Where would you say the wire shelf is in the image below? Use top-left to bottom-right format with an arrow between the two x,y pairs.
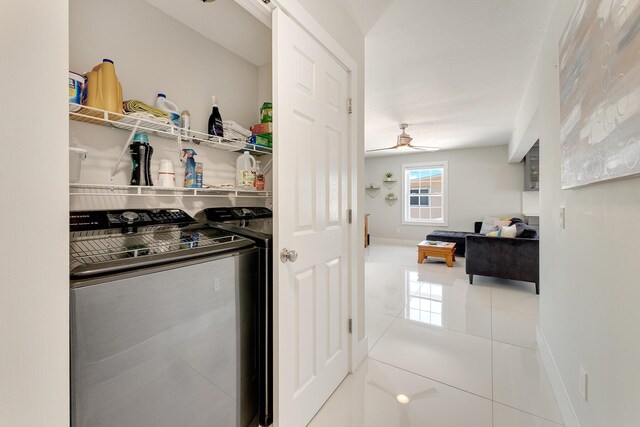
69,103 -> 272,156
70,227 -> 241,267
69,183 -> 272,198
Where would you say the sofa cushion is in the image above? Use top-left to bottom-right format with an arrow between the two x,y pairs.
519,226 -> 538,239
479,217 -> 498,234
500,224 -> 518,238
480,223 -> 498,235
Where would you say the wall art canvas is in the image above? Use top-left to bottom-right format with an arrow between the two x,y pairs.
559,0 -> 640,189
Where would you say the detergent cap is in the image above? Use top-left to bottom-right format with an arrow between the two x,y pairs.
157,93 -> 166,98
133,133 -> 149,144
103,58 -> 114,64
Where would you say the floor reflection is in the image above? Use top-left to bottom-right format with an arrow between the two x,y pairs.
405,271 -> 444,327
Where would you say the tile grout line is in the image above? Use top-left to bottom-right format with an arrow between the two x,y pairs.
369,356 -> 494,402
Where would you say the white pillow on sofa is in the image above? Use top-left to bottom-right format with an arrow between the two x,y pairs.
479,217 -> 498,235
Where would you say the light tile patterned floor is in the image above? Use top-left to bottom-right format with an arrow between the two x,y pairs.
308,243 -> 563,427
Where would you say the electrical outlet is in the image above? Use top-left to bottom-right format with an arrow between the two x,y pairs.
560,206 -> 566,229
396,227 -> 401,234
579,366 -> 588,400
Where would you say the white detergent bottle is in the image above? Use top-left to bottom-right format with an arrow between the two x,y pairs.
236,151 -> 257,190
155,93 -> 180,126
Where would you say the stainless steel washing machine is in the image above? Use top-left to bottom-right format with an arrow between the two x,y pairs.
69,209 -> 259,427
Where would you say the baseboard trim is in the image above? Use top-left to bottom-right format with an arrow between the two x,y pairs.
352,337 -> 368,373
370,237 -> 416,246
537,326 -> 581,427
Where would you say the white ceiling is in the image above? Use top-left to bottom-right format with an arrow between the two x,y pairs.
333,0 -> 396,35
144,0 -> 271,67
362,0 -> 555,156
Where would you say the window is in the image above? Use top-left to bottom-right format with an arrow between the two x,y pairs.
402,161 -> 448,225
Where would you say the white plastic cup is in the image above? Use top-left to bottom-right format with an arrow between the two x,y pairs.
158,159 -> 176,188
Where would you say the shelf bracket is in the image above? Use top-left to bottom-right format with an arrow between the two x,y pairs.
176,132 -> 184,163
109,119 -> 141,181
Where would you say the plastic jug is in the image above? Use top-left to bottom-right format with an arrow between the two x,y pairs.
155,94 -> 180,127
236,151 -> 257,190
84,59 -> 123,115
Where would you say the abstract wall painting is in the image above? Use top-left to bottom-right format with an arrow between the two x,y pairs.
559,0 -> 640,189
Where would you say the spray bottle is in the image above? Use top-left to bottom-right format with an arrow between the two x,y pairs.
182,149 -> 198,188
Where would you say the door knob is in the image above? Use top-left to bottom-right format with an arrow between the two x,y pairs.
280,248 -> 298,263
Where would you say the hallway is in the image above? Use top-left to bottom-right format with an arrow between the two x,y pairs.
309,242 -> 562,426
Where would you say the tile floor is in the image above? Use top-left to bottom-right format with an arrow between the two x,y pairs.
308,243 -> 563,427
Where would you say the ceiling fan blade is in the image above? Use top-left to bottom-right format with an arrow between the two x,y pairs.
411,387 -> 439,400
408,145 -> 440,152
366,380 -> 396,399
366,146 -> 399,152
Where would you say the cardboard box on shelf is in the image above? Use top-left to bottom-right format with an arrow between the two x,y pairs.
251,122 -> 272,135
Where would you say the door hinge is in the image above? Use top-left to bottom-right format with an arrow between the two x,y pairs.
347,98 -> 353,114
348,318 -> 353,334
347,209 -> 352,224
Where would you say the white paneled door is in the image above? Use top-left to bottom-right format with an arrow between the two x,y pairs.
273,7 -> 351,427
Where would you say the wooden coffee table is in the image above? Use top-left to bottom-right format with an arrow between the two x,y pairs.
417,240 -> 457,267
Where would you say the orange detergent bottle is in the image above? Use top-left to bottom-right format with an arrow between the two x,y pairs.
84,58 -> 123,115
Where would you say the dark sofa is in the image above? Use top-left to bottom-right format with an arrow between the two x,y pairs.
425,222 -> 482,257
465,225 -> 539,294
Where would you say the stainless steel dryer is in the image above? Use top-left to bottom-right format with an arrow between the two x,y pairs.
195,207 -> 273,427
69,209 -> 259,427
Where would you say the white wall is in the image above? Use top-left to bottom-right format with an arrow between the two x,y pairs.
258,63 -> 273,109
69,0 -> 271,215
365,145 -> 524,241
511,0 -> 640,425
0,1 -> 70,426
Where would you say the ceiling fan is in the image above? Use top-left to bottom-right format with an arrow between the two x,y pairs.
367,123 -> 440,153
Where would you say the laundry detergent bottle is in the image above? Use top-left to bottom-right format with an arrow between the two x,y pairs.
155,94 -> 181,127
236,151 -> 257,190
129,133 -> 153,186
84,59 -> 123,115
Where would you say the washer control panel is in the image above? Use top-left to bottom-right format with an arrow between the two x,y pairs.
70,209 -> 195,231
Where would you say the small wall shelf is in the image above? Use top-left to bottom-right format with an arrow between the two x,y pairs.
385,194 -> 398,205
382,178 -> 398,189
365,185 -> 381,198
70,183 -> 272,199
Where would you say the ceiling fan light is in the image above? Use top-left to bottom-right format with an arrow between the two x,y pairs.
396,394 -> 410,404
398,135 -> 412,145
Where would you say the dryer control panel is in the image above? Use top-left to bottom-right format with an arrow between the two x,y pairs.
202,207 -> 273,222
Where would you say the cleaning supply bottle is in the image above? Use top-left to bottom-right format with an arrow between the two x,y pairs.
84,59 -> 123,115
254,160 -> 265,191
236,151 -> 257,190
155,93 -> 180,127
208,96 -> 224,137
180,110 -> 192,142
182,149 -> 198,188
129,133 -> 153,186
